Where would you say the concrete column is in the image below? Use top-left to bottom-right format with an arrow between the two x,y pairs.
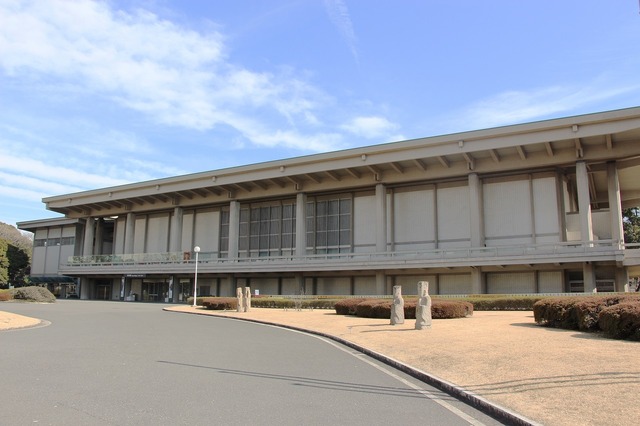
228,200 -> 240,260
82,217 -> 95,256
615,267 -> 628,293
583,262 -> 596,293
94,218 -> 103,255
170,207 -> 183,253
471,267 -> 485,294
576,161 -> 594,243
468,173 -> 484,247
79,277 -> 91,300
296,192 -> 307,257
376,183 -> 387,252
375,271 -> 386,295
124,212 -> 135,255
607,162 -> 624,248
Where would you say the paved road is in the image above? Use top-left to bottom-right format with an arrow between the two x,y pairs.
1,301 -> 503,425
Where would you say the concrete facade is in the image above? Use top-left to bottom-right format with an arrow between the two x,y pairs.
18,107 -> 640,301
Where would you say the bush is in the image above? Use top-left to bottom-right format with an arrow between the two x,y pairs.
464,295 -> 545,311
598,302 -> 640,341
534,294 -> 640,331
0,290 -> 11,301
10,286 -> 56,303
202,297 -> 237,310
337,298 -> 472,319
335,298 -> 372,315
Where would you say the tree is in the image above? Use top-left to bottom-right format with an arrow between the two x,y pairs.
7,244 -> 30,286
0,222 -> 33,288
623,208 -> 640,244
0,239 -> 8,285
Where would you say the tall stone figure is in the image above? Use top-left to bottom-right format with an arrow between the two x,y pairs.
243,287 -> 251,312
415,281 -> 432,330
236,287 -> 244,312
390,285 -> 405,325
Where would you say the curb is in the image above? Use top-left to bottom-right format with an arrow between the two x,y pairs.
165,308 -> 541,426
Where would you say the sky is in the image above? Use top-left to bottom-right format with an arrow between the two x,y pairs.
1,0 -> 640,227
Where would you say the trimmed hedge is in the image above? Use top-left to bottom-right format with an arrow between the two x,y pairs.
533,294 -> 640,340
336,298 -> 473,319
463,295 -> 546,311
195,296 -> 342,310
202,297 -> 237,310
598,302 -> 640,341
0,290 -> 11,301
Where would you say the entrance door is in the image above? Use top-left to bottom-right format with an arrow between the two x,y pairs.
96,284 -> 111,300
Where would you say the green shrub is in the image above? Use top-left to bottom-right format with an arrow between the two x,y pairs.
464,295 -> 545,311
598,302 -> 640,341
10,286 -> 56,303
337,298 -> 472,319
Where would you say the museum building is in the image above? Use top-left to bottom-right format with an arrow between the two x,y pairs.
17,107 -> 640,301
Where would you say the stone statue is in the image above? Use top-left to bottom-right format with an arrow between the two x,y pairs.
243,287 -> 251,312
236,287 -> 244,312
415,281 -> 432,330
390,285 -> 405,325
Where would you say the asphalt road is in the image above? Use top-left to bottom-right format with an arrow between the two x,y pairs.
1,300 -> 504,425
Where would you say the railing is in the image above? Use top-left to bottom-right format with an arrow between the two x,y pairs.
64,239 -> 626,268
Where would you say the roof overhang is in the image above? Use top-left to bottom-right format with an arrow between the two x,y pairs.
42,106 -> 640,218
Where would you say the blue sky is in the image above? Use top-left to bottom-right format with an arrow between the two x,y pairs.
1,1 -> 640,227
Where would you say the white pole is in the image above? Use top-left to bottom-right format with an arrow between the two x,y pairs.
193,246 -> 200,307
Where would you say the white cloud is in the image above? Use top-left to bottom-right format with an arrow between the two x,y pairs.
458,81 -> 640,130
0,0 -> 332,148
341,116 -> 402,141
323,0 -> 359,64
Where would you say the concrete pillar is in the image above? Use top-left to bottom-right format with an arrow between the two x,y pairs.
468,173 -> 484,247
170,207 -> 183,253
79,277 -> 91,300
583,262 -> 596,293
607,162 -> 624,248
471,267 -> 485,294
228,200 -> 240,260
376,183 -> 387,252
94,218 -> 103,255
296,193 -> 307,257
615,267 -> 628,293
82,217 -> 95,256
576,161 -> 594,243
124,212 -> 135,255
375,271 -> 386,295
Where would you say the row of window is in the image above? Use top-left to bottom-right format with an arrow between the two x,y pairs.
219,197 -> 353,257
34,237 -> 75,247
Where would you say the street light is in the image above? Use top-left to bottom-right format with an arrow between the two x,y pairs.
193,246 -> 200,307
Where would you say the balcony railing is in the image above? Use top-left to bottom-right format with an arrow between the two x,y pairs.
63,239 -> 628,271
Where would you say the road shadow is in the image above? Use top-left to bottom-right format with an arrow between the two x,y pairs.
461,371 -> 640,396
156,360 -> 456,402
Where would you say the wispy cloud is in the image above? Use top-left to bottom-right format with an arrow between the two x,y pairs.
341,116 -> 402,142
323,0 -> 359,64
456,80 -> 640,130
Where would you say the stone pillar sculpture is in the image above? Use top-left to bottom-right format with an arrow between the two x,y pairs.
415,281 -> 432,330
236,287 -> 244,312
390,285 -> 405,325
243,287 -> 251,312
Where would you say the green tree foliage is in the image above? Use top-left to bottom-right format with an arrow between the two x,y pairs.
623,208 -> 640,244
0,222 -> 33,287
0,239 -> 8,284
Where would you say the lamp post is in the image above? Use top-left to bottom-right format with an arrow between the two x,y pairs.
193,246 -> 200,307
